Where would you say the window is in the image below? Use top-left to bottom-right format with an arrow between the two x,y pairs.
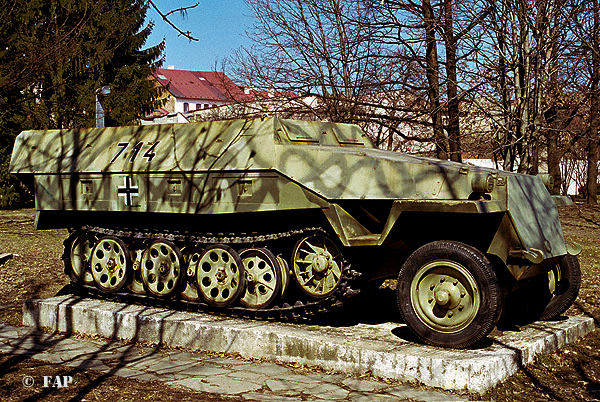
196,104 -> 202,110
183,102 -> 189,113
204,104 -> 210,109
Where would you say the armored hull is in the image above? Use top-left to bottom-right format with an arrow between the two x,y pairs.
10,118 -> 581,348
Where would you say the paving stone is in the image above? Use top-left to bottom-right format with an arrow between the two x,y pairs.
342,377 -> 388,392
177,364 -> 230,377
116,371 -> 164,382
238,362 -> 291,376
385,385 -> 467,402
32,351 -> 71,364
348,391 -> 411,402
204,356 -> 253,367
272,373 -> 324,385
49,340 -> 90,352
105,366 -> 147,379
161,351 -> 197,362
0,326 -> 24,339
0,342 -> 15,352
61,350 -> 107,363
9,339 -> 49,351
168,376 -> 262,395
70,358 -> 111,372
242,392 -> 295,402
100,344 -> 145,357
212,375 -> 265,394
243,392 -> 319,402
224,370 -> 268,385
145,359 -> 193,375
6,346 -> 46,355
264,378 -> 307,392
306,381 -> 350,400
46,349 -> 96,364
110,357 -> 153,371
166,377 -> 221,393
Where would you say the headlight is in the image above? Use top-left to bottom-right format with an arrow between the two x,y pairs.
471,172 -> 495,193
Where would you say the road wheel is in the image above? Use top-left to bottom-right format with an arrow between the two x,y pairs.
196,244 -> 245,307
396,240 -> 502,348
141,240 -> 184,298
90,236 -> 131,293
65,231 -> 97,285
292,234 -> 343,298
239,248 -> 282,309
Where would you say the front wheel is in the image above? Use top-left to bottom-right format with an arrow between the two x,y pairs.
396,240 -> 502,348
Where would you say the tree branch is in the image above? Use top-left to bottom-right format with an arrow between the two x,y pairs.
147,0 -> 199,42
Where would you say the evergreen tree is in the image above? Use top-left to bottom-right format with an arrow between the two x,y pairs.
0,0 -> 164,207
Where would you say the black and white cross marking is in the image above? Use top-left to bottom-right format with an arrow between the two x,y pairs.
117,176 -> 139,206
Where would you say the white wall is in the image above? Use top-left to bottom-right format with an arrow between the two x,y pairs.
174,98 -> 227,114
464,159 -> 583,195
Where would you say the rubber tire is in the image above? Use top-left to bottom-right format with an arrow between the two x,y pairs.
539,254 -> 581,321
396,240 -> 502,349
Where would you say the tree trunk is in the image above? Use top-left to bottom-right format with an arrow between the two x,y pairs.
423,0 -> 448,160
586,0 -> 600,204
514,4 -> 531,174
444,0 -> 461,162
496,1 -> 514,171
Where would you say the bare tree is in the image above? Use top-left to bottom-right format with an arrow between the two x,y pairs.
570,0 -> 600,202
591,0 -> 600,203
230,0 -> 379,121
227,0 -> 447,152
228,0 -> 598,190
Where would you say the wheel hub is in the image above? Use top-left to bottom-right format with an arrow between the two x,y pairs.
159,261 -> 168,276
312,254 -> 330,273
433,281 -> 461,309
107,258 -> 116,272
216,268 -> 228,284
411,260 -> 480,333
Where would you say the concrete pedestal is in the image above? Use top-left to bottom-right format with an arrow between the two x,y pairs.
23,295 -> 595,393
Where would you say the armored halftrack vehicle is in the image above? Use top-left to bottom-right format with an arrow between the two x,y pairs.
9,118 -> 581,348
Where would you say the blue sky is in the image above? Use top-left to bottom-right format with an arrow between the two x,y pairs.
145,1 -> 255,71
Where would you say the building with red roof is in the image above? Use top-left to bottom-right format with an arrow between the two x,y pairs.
151,67 -> 249,115
144,67 -> 298,123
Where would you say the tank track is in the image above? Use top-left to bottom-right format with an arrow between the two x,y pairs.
63,225 -> 362,322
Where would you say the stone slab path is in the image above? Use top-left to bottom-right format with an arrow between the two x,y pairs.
0,324 -> 467,402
